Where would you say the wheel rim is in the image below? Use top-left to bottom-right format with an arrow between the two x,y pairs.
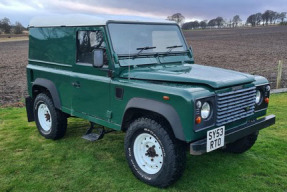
37,103 -> 52,132
133,132 -> 163,174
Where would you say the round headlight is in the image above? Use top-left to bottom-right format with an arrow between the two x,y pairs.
201,102 -> 211,119
255,90 -> 262,104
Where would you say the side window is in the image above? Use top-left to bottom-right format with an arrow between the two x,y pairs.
76,30 -> 108,66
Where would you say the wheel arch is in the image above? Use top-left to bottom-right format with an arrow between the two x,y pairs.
122,98 -> 186,141
32,78 -> 61,110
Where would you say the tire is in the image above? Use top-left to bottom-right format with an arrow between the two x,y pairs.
34,93 -> 67,140
124,117 -> 186,188
223,131 -> 259,154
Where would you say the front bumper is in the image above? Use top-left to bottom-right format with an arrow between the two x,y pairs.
190,114 -> 276,155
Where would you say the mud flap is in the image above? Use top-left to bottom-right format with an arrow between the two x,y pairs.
25,96 -> 34,122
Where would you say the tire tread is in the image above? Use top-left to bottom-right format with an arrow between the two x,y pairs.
34,93 -> 67,140
125,117 -> 186,188
223,131 -> 258,154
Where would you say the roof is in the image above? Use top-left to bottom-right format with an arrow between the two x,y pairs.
29,14 -> 175,27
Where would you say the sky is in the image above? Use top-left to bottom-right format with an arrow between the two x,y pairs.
0,0 -> 287,27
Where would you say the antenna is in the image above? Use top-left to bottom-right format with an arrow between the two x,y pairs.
128,41 -> 131,81
128,65 -> 130,81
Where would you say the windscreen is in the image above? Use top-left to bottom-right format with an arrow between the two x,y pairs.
108,23 -> 187,55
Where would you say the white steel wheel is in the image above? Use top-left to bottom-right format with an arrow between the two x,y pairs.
125,118 -> 186,187
34,93 -> 67,140
133,133 -> 163,174
37,103 -> 52,132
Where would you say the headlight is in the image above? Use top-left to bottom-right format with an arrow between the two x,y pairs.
194,96 -> 215,131
201,102 -> 211,119
255,84 -> 270,111
255,90 -> 262,104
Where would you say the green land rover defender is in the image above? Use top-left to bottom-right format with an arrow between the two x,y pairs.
25,15 -> 275,187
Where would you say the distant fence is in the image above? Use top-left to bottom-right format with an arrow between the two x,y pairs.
249,60 -> 287,89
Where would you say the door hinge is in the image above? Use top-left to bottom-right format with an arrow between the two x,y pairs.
106,110 -> 112,119
108,70 -> 113,78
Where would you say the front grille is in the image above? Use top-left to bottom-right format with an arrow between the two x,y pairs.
216,86 -> 256,126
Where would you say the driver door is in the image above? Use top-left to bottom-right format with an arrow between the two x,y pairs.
72,27 -> 111,120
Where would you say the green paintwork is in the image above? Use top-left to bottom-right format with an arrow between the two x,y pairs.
71,27 -> 111,121
27,21 -> 271,143
120,64 -> 255,89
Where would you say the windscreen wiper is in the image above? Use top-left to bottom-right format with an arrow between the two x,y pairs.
166,45 -> 183,54
133,46 -> 156,59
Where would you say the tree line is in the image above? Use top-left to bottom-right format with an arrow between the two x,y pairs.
0,17 -> 25,34
247,10 -> 286,26
167,10 -> 287,30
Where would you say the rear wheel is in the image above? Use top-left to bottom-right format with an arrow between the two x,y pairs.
223,131 -> 259,154
34,93 -> 67,140
124,117 -> 186,188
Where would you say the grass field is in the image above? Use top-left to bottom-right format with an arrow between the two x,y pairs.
0,93 -> 286,192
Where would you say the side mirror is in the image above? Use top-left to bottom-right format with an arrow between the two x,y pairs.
189,45 -> 193,52
92,49 -> 104,68
189,45 -> 194,61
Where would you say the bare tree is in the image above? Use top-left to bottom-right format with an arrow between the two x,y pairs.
262,11 -> 269,26
167,13 -> 185,26
232,15 -> 242,27
268,10 -> 277,24
0,17 -> 12,34
193,21 -> 200,29
278,12 -> 287,22
254,13 -> 262,26
262,10 -> 274,25
247,14 -> 256,27
261,10 -> 281,25
181,22 -> 190,30
215,17 -> 224,28
14,21 -> 24,34
200,20 -> 207,29
182,21 -> 200,30
274,12 -> 280,24
230,19 -> 233,28
208,19 -> 217,27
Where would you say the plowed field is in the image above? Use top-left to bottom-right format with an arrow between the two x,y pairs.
0,26 -> 286,105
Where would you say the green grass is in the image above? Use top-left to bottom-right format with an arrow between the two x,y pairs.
0,94 -> 286,192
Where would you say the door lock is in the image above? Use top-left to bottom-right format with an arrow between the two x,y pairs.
72,82 -> 81,88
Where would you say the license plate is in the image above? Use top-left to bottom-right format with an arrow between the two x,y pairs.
206,126 -> 225,152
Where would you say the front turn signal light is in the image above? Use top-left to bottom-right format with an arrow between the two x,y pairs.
195,116 -> 202,124
163,96 -> 170,100
264,97 -> 269,104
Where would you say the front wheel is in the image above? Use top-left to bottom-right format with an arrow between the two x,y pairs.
124,118 -> 186,188
222,131 -> 259,154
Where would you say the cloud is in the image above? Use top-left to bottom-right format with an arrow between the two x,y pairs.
46,0 -> 166,18
0,0 -> 287,26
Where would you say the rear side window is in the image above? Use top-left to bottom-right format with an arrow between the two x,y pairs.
76,30 -> 108,66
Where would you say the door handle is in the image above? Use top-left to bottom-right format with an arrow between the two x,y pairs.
72,82 -> 81,88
